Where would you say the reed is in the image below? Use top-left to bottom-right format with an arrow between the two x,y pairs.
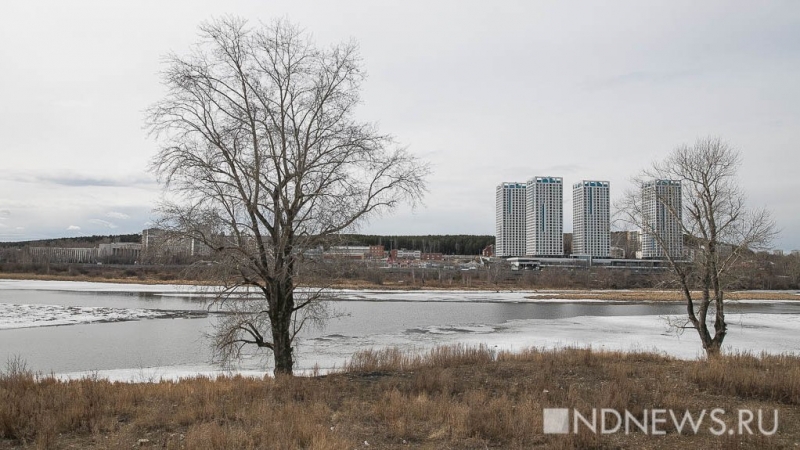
2,346 -> 799,449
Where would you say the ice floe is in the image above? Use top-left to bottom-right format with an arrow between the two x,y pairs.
0,302 -> 206,329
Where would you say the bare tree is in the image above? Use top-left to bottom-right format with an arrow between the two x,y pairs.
147,17 -> 427,375
618,137 -> 776,356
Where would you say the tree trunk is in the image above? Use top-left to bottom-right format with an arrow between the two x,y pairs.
694,319 -> 727,359
271,282 -> 295,376
272,325 -> 294,375
704,340 -> 722,358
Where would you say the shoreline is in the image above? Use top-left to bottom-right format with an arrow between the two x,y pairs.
1,274 -> 799,301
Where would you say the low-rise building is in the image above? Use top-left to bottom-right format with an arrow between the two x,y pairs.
421,252 -> 444,261
327,245 -> 371,259
28,247 -> 98,264
609,246 -> 625,259
142,228 -> 211,260
391,249 -> 422,260
98,243 -> 142,263
369,245 -> 386,259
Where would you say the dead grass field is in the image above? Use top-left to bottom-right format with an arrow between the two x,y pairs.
2,346 -> 799,449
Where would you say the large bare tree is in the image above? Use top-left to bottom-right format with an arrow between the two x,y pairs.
147,17 -> 427,375
618,137 -> 776,356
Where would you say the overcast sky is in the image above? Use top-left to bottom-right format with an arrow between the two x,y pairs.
1,1 -> 799,250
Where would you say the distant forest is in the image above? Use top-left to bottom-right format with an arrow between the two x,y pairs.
0,234 -> 495,255
336,235 -> 494,255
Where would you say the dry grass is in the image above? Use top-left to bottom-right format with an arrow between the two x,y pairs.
2,346 -> 800,449
690,352 -> 800,404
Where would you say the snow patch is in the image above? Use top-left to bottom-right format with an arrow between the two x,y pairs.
0,303 -> 201,329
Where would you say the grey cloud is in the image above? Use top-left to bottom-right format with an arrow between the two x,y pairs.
0,170 -> 156,188
88,219 -> 118,229
106,211 -> 131,220
584,69 -> 697,91
543,164 -> 585,174
37,174 -> 156,188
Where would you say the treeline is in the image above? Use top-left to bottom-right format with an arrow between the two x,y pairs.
0,234 -> 141,248
0,233 -> 495,256
337,234 -> 494,255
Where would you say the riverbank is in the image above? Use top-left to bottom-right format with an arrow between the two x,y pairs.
0,271 -> 203,286
523,289 -> 800,302
1,345 -> 798,449
2,274 -> 799,301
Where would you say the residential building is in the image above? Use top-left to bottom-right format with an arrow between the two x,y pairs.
495,182 -> 527,257
369,245 -> 386,259
641,179 -> 683,258
526,176 -> 563,256
572,180 -> 610,257
421,252 -> 444,261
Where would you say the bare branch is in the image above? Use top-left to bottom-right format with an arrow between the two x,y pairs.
147,17 -> 427,375
615,136 -> 776,357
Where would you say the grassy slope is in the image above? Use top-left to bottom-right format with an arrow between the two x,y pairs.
1,346 -> 799,449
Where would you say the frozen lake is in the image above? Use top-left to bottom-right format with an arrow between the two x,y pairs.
1,280 -> 799,381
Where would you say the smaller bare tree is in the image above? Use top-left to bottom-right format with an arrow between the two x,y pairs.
618,137 -> 776,356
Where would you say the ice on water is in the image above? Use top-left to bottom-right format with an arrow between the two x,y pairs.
2,280 -> 799,382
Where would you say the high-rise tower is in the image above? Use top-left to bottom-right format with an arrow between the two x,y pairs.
525,176 -> 563,256
572,180 -> 610,257
495,182 -> 527,257
641,179 -> 683,258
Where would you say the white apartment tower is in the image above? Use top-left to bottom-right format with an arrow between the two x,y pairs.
495,182 -> 527,257
572,180 -> 610,257
526,176 -> 563,256
641,179 -> 683,258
